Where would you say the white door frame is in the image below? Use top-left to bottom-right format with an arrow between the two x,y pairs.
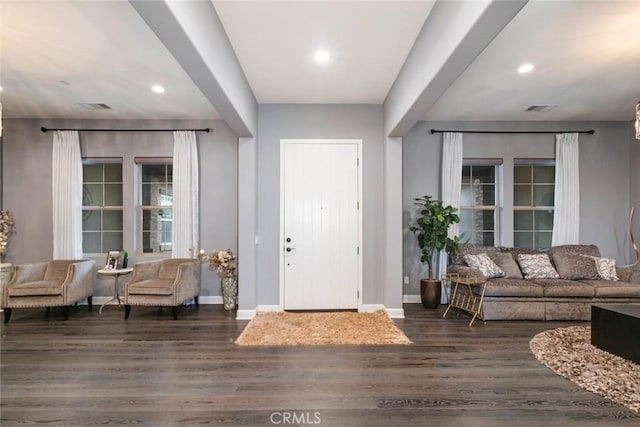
279,139 -> 363,310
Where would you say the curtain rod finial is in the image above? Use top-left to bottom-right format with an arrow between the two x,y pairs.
430,129 -> 436,134
588,130 -> 595,135
41,127 -> 48,133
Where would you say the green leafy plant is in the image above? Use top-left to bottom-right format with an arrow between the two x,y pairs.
409,195 -> 461,280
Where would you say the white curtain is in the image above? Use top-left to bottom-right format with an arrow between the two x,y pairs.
172,131 -> 199,258
438,132 -> 463,303
52,130 -> 83,259
552,133 -> 580,245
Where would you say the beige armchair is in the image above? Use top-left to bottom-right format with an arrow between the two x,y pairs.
3,259 -> 96,323
123,258 -> 201,320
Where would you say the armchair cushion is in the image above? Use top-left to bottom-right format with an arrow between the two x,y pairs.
127,279 -> 174,296
7,280 -> 62,297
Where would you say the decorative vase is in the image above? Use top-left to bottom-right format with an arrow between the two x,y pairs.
0,263 -> 13,309
221,275 -> 238,311
420,279 -> 441,309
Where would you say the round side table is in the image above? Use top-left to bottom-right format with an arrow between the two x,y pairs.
97,267 -> 133,314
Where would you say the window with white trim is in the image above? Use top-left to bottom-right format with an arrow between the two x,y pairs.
82,159 -> 123,253
138,160 -> 173,254
513,160 -> 555,249
459,160 -> 502,246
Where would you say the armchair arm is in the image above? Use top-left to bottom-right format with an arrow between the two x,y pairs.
173,261 -> 201,304
8,262 -> 48,285
617,263 -> 640,283
62,260 -> 96,304
127,260 -> 161,284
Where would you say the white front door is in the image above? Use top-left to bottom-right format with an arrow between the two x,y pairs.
281,139 -> 362,310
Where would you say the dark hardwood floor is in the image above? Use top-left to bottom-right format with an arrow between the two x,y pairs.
1,303 -> 638,426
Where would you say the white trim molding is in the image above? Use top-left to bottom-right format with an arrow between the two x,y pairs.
360,304 -> 405,319
403,294 -> 422,303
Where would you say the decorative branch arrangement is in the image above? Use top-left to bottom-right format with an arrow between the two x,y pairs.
189,247 -> 237,278
0,210 -> 15,263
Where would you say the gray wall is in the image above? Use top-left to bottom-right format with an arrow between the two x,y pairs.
2,118 -> 238,298
256,104 -> 385,305
403,120 -> 633,296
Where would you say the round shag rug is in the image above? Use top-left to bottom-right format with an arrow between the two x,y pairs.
530,326 -> 640,413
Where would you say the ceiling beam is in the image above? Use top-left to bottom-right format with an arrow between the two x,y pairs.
130,0 -> 257,137
383,0 -> 528,137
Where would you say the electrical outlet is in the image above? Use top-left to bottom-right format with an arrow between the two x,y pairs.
403,276 -> 409,285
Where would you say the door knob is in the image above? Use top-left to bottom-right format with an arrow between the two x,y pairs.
286,247 -> 295,252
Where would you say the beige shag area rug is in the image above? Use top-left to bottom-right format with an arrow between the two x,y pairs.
235,310 -> 412,346
530,326 -> 640,413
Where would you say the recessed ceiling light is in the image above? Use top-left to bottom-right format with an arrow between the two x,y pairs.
151,85 -> 165,94
518,63 -> 534,74
0,86 -> 3,91
314,50 -> 330,64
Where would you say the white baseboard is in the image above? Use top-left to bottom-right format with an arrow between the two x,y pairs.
360,304 -> 404,319
237,304 -> 282,320
359,304 -> 385,312
236,309 -> 256,320
403,294 -> 421,303
385,308 -> 405,319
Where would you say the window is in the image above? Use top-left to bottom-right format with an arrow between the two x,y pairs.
459,160 -> 501,246
82,160 -> 123,253
513,160 -> 555,249
139,161 -> 173,253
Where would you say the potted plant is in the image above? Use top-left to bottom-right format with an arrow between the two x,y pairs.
409,195 -> 460,308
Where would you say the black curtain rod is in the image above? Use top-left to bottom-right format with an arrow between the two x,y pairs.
430,128 -> 594,135
41,127 -> 211,133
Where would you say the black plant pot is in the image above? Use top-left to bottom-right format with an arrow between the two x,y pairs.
420,279 -> 441,309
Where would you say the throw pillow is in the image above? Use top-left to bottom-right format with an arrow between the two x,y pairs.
463,253 -> 504,278
582,255 -> 619,281
517,254 -> 560,279
490,252 -> 523,279
551,253 -> 599,280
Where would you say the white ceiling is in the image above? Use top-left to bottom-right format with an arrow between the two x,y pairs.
213,0 -> 435,104
425,0 -> 640,122
1,0 -> 639,123
0,0 -> 220,120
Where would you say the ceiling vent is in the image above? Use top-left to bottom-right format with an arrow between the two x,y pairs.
78,102 -> 111,110
524,104 -> 557,112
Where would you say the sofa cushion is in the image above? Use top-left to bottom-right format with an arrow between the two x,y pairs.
547,244 -> 601,258
551,253 -> 599,280
446,265 -> 485,282
490,253 -> 523,279
480,278 -> 544,297
127,279 -> 173,295
517,254 -> 560,279
463,253 -> 504,278
582,256 -> 619,281
7,280 -> 63,296
586,280 -> 640,297
535,279 -> 595,297
451,244 -> 502,266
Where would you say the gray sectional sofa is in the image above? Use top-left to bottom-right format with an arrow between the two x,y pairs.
447,244 -> 640,321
